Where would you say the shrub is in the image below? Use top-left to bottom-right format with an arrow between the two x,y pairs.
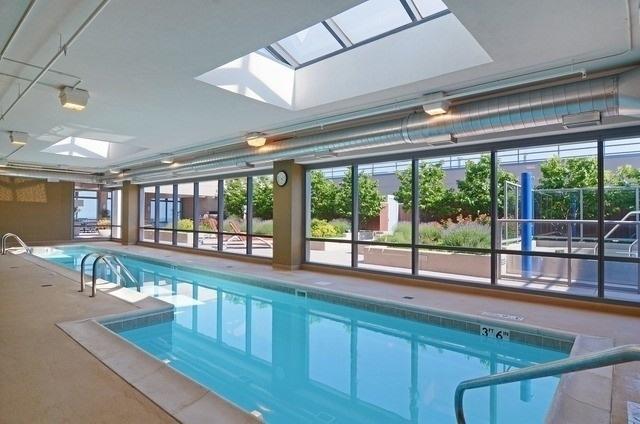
252,218 -> 273,235
377,222 -> 412,243
329,219 -> 350,235
441,222 -> 490,249
419,222 -> 442,244
97,218 -> 111,229
177,218 -> 194,231
311,218 -> 339,238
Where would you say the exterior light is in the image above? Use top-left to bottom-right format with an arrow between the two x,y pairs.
10,131 -> 28,145
246,132 -> 267,147
59,86 -> 89,111
423,100 -> 450,116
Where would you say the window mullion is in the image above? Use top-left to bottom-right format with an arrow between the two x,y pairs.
399,0 -> 419,21
270,43 -> 300,68
323,19 -> 352,48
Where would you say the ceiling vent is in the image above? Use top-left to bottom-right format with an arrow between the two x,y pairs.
562,111 -> 602,129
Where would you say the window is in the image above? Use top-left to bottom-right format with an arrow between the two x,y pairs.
176,183 -> 194,248
73,185 -> 118,239
238,0 -> 450,68
138,173 -> 272,259
603,137 -> 640,302
277,23 -> 342,64
304,132 -> 640,305
496,141 -> 599,296
306,166 -> 353,267
332,0 -> 411,44
197,180 -> 220,251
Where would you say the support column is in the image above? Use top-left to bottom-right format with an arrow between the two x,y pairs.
273,160 -> 304,270
520,172 -> 534,278
121,181 -> 139,245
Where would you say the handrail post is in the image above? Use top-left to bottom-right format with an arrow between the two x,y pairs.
91,255 -> 106,297
79,252 -> 100,292
2,233 -> 31,255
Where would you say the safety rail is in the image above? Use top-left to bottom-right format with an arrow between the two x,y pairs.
454,344 -> 640,424
595,210 -> 640,255
1,233 -> 32,255
79,252 -> 140,297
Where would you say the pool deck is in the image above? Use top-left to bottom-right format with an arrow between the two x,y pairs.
2,241 -> 640,423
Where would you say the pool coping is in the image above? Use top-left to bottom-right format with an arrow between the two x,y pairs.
21,246 -> 616,424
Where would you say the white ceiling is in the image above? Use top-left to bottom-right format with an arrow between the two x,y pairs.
0,0 -> 638,172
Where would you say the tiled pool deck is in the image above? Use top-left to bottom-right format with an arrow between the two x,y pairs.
2,241 -> 639,423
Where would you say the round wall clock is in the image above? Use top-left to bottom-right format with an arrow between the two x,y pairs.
276,170 -> 288,187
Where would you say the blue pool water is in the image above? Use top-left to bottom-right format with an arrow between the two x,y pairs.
38,245 -> 568,423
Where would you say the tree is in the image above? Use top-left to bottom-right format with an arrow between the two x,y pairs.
223,178 -> 247,217
334,168 -> 383,224
252,176 -> 273,219
394,162 -> 457,221
457,155 -> 516,218
537,157 -> 597,219
309,170 -> 339,220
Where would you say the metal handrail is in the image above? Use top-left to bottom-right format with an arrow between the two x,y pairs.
1,233 -> 32,255
454,344 -> 640,424
595,210 -> 640,255
80,252 -> 140,297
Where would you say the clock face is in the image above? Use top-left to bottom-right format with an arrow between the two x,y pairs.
276,170 -> 288,187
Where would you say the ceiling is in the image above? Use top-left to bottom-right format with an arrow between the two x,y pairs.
0,0 -> 638,173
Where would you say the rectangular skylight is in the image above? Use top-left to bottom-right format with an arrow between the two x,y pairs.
332,0 -> 412,44
412,0 -> 448,19
277,23 -> 342,64
42,136 -> 145,159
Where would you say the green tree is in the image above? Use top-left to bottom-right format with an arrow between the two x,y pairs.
252,176 -> 273,219
223,178 -> 247,217
537,157 -> 597,219
335,168 -> 383,224
309,170 -> 339,220
457,155 -> 516,217
394,162 -> 457,221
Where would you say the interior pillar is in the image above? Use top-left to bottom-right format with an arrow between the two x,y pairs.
272,160 -> 304,270
121,181 -> 139,245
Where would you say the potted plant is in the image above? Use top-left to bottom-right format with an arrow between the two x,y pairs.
97,218 -> 111,237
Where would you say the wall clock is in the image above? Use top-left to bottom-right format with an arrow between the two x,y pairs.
276,170 -> 288,187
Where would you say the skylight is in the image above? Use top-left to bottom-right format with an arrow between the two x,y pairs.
42,136 -> 145,160
262,0 -> 449,68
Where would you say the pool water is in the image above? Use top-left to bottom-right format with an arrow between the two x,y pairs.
38,245 -> 567,423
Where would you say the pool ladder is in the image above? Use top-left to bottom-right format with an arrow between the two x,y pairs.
80,252 -> 140,297
454,344 -> 640,423
1,233 -> 32,255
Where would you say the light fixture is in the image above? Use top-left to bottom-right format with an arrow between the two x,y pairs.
59,86 -> 89,111
160,156 -> 174,164
108,168 -> 120,174
246,132 -> 267,147
10,131 -> 28,145
562,111 -> 601,129
422,92 -> 450,116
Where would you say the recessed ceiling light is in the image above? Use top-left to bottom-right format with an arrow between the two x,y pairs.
10,131 -> 28,145
59,86 -> 89,111
246,132 -> 267,147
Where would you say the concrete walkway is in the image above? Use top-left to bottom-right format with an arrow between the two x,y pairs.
0,253 -> 176,424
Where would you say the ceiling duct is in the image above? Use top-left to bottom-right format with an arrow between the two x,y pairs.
121,68 -> 640,182
0,167 -> 100,183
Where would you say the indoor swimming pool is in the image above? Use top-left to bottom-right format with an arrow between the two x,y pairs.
37,245 -> 570,423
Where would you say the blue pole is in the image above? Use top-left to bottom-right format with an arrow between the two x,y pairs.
521,173 -> 534,278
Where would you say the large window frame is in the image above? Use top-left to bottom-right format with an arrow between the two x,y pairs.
73,185 -> 122,240
138,170 -> 273,259
303,125 -> 640,306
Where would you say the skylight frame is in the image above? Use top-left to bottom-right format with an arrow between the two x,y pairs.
263,0 -> 450,69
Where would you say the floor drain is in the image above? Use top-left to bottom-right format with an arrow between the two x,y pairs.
41,284 -> 53,287
9,266 -> 19,269
226,265 -> 233,268
403,296 -> 414,299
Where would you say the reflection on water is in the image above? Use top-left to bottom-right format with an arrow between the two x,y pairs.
46,247 -> 566,424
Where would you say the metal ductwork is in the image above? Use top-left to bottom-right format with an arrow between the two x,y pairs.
0,168 -> 100,183
123,68 -> 640,182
